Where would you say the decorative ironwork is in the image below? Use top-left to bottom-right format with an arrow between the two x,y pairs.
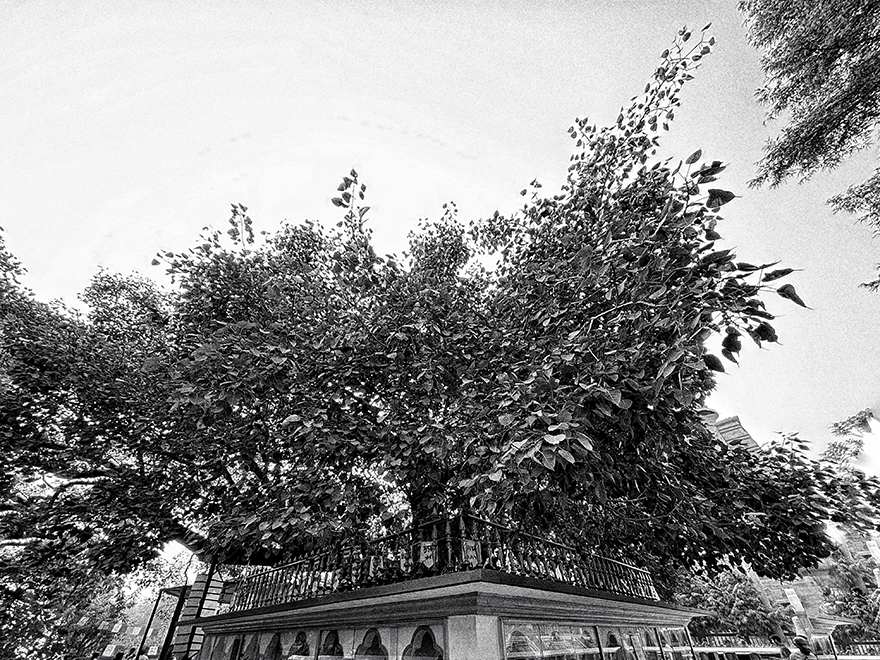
841,641 -> 880,656
228,514 -> 659,612
692,634 -> 775,649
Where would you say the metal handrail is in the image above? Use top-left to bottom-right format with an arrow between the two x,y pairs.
227,513 -> 660,611
467,514 -> 655,581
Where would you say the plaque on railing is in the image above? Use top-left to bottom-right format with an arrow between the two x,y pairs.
399,549 -> 412,573
462,539 -> 482,568
417,541 -> 438,568
368,555 -> 384,578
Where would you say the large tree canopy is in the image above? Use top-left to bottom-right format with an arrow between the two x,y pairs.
3,30 -> 879,623
740,0 -> 880,289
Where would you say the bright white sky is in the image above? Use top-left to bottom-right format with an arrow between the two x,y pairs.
3,0 -> 878,450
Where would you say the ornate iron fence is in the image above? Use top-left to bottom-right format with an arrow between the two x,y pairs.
841,642 -> 880,656
229,514 -> 659,612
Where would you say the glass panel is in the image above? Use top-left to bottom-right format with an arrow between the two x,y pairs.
541,624 -> 601,660
353,627 -> 397,660
196,635 -> 217,660
600,629 -> 638,660
642,629 -> 662,660
283,630 -> 314,660
240,634 -> 261,660
504,622 -> 543,660
657,627 -> 693,660
264,632 -> 284,660
318,630 -> 345,659
228,638 -> 242,660
619,628 -> 646,660
355,628 -> 389,660
210,635 -> 236,660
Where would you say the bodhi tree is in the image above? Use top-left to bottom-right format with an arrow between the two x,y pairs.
3,29 -> 880,645
739,0 -> 880,289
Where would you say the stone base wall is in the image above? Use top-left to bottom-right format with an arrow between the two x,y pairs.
190,570 -> 699,660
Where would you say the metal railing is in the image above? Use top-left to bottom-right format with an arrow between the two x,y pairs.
692,635 -> 776,649
841,642 -> 880,656
228,514 -> 659,611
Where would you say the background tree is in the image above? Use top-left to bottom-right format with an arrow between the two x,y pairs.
820,548 -> 880,635
675,569 -> 793,641
739,0 -> 880,289
815,409 -> 880,645
3,31 -> 880,653
0,553 -> 129,660
0,547 -> 203,660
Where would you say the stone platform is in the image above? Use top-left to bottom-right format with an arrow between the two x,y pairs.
191,569 -> 699,660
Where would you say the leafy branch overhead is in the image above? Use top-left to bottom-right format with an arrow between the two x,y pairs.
1,28 -> 873,616
740,0 -> 880,290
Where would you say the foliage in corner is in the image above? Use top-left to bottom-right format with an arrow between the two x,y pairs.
739,0 -> 880,289
820,547 -> 880,642
831,409 -> 876,439
676,569 -> 792,640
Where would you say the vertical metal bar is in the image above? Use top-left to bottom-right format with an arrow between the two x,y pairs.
654,628 -> 669,660
595,625 -> 605,660
158,586 -> 187,660
271,568 -> 280,605
184,559 -> 217,656
828,634 -> 839,660
292,559 -> 303,599
496,522 -> 506,571
238,573 -> 248,611
138,589 -> 162,657
248,572 -> 258,609
252,572 -> 263,609
683,626 -> 698,660
488,521 -> 500,569
339,541 -> 349,589
264,569 -> 274,606
261,570 -> 271,606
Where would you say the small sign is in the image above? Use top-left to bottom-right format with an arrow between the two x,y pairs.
368,555 -> 384,577
418,541 -> 437,569
785,588 -> 805,612
462,539 -> 482,567
399,548 -> 412,573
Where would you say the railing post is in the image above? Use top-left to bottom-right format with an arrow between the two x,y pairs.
491,522 -> 503,570
444,517 -> 453,572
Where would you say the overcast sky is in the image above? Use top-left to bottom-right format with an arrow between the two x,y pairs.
3,0 -> 878,450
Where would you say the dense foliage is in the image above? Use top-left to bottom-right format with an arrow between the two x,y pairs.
0,561 -> 128,660
740,0 -> 880,289
676,569 -> 792,640
821,548 -> 880,644
3,31 -> 880,655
